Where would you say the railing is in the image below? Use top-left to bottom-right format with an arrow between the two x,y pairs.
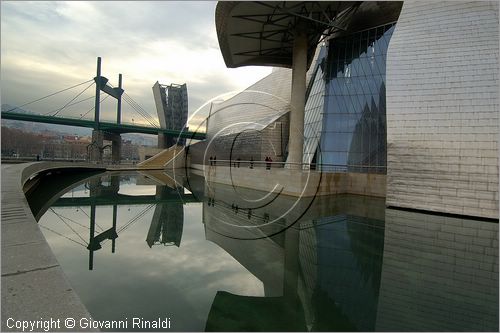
1,156 -> 88,163
1,156 -> 139,165
205,159 -> 386,174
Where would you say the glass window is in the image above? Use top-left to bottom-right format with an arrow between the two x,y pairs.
317,22 -> 394,173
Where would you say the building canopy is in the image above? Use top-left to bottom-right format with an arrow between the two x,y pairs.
215,1 -> 403,69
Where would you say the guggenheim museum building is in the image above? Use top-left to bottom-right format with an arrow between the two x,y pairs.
196,1 -> 498,220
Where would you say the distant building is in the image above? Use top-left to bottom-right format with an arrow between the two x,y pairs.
152,81 -> 188,148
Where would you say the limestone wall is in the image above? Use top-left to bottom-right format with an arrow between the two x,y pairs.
386,1 -> 499,218
193,164 -> 386,198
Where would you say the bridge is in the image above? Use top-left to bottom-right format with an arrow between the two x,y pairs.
52,192 -> 198,207
1,57 -> 206,163
29,169 -> 204,270
0,111 -> 205,139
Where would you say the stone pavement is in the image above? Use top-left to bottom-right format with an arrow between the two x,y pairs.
1,162 -> 106,332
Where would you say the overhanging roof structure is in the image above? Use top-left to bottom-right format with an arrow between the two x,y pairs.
216,1 -> 403,69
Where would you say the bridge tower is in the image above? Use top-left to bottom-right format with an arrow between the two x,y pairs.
89,57 -> 124,164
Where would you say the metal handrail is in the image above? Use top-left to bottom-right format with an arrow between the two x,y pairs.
205,159 -> 386,173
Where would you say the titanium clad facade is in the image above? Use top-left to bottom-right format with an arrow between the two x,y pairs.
205,1 -> 499,219
207,68 -> 292,138
205,24 -> 395,172
385,1 -> 499,219
205,68 -> 293,163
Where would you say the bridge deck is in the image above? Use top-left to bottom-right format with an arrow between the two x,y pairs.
1,111 -> 206,140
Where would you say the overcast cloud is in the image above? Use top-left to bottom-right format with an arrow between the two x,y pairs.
1,1 -> 272,128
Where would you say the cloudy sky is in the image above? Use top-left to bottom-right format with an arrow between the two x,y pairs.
1,1 -> 272,128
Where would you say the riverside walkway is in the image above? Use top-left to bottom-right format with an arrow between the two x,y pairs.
1,162 -> 106,331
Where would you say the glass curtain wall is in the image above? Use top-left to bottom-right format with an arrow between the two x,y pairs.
303,47 -> 326,167
319,23 -> 396,173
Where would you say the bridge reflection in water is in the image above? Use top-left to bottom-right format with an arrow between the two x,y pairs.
30,170 -> 498,332
29,170 -> 201,270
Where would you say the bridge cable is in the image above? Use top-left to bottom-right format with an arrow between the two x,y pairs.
101,80 -> 159,128
39,225 -> 87,248
54,206 -> 104,232
3,79 -> 94,113
50,208 -> 89,245
100,204 -> 155,247
76,206 -> 104,231
79,94 -> 110,120
122,94 -> 160,128
129,100 -> 161,127
122,97 -> 160,128
117,204 -> 155,234
45,81 -> 95,116
54,210 -> 91,230
43,95 -> 96,118
122,92 -> 159,124
100,204 -> 155,246
121,92 -> 160,128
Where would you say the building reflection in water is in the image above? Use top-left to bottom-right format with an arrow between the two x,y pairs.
36,170 -> 498,331
202,179 -> 498,332
146,185 -> 184,247
376,209 -> 498,332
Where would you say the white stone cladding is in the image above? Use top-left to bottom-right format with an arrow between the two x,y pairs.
386,1 -> 499,219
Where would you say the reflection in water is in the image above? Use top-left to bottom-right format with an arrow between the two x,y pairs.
202,179 -> 497,332
31,171 -> 498,331
376,209 -> 499,332
87,176 -> 119,270
203,180 -> 387,331
37,171 -> 196,271
146,186 -> 184,247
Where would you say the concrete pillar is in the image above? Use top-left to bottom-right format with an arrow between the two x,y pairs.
102,132 -> 121,164
116,73 -> 122,124
158,132 -> 168,149
112,204 -> 117,253
283,226 -> 300,301
111,136 -> 121,164
88,203 -> 96,270
90,130 -> 121,164
90,130 -> 104,163
94,57 -> 101,130
287,31 -> 307,169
